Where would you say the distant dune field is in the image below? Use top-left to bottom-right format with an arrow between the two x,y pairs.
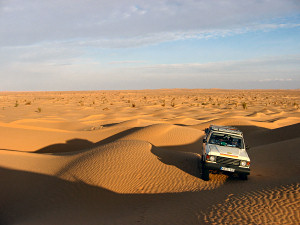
0,89 -> 299,225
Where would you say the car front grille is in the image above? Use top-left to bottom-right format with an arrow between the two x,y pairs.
216,156 -> 240,166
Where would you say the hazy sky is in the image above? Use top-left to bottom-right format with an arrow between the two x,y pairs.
1,0 -> 300,91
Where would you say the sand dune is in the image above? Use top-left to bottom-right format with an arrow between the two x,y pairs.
205,183 -> 300,225
120,123 -> 203,147
57,140 -> 225,193
0,89 -> 299,224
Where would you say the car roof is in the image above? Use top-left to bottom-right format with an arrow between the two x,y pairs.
209,125 -> 243,136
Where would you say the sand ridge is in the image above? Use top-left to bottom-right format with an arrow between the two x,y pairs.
0,89 -> 299,224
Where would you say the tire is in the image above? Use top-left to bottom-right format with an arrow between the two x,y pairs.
202,163 -> 210,181
239,173 -> 248,180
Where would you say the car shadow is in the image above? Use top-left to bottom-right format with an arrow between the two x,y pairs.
151,145 -> 202,179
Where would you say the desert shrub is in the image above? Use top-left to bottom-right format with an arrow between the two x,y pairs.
131,103 -> 136,108
37,107 -> 42,113
242,102 -> 247,109
14,101 -> 19,107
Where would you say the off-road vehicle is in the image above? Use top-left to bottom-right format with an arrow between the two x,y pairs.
201,125 -> 250,180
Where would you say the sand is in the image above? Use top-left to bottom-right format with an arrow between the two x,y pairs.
0,89 -> 299,224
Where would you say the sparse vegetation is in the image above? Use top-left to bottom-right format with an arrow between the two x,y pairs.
171,98 -> 175,107
37,107 -> 42,113
1,90 -> 299,126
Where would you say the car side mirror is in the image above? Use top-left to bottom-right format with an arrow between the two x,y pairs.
203,139 -> 206,143
246,145 -> 250,150
205,128 -> 209,134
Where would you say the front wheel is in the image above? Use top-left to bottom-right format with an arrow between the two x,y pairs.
202,164 -> 210,181
238,173 -> 248,180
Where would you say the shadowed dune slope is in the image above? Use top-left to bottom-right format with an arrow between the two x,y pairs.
0,167 -> 144,225
249,137 -> 300,179
247,123 -> 300,147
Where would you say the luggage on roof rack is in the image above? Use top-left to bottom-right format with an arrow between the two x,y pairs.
208,125 -> 243,135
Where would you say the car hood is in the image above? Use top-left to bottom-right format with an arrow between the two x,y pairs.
208,144 -> 249,159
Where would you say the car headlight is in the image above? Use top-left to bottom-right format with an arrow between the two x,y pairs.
240,161 -> 247,167
206,155 -> 216,162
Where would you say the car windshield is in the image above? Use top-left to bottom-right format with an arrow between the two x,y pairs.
208,132 -> 244,149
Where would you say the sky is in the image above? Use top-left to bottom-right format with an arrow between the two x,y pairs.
1,0 -> 300,91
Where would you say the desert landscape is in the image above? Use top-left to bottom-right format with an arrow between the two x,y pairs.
0,89 -> 299,225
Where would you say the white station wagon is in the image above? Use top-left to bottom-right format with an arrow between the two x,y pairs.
201,125 -> 250,180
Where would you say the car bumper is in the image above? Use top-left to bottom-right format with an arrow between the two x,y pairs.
203,162 -> 250,175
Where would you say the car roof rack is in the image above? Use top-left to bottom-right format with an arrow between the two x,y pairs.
209,125 -> 243,135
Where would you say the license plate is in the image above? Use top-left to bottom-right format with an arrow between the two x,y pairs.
220,167 -> 235,172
